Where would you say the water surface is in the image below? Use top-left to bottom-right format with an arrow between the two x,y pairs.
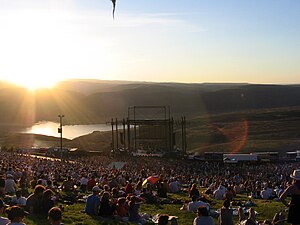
23,121 -> 111,139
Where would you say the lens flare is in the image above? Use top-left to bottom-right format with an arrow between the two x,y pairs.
213,119 -> 249,154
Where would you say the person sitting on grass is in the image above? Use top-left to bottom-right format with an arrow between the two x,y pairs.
98,191 -> 115,218
10,190 -> 27,207
158,214 -> 178,225
48,207 -> 64,225
158,214 -> 169,225
128,196 -> 144,223
61,176 -> 74,193
157,182 -> 168,198
218,199 -> 233,225
223,186 -> 235,201
238,207 -> 258,225
213,184 -> 226,200
169,178 -> 180,193
140,184 -> 156,204
0,199 -> 10,225
26,185 -> 45,215
6,205 -> 28,225
85,186 -> 101,216
114,197 -> 128,220
5,174 -> 17,196
193,206 -> 215,225
187,195 -> 210,213
0,177 -> 5,198
87,176 -> 96,192
41,189 -> 55,216
189,183 -> 200,198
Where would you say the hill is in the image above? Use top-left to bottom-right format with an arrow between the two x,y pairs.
1,107 -> 299,155
187,107 -> 300,155
0,79 -> 300,154
1,80 -> 300,126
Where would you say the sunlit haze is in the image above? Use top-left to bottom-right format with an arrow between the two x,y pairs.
0,0 -> 299,88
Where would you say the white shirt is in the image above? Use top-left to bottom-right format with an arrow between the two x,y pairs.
214,186 -> 225,200
187,201 -> 210,212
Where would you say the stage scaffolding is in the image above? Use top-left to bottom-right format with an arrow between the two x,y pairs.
110,106 -> 187,156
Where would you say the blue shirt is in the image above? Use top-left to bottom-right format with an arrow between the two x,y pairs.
85,194 -> 100,215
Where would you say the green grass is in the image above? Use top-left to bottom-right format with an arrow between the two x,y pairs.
17,192 -> 287,225
187,107 -> 300,154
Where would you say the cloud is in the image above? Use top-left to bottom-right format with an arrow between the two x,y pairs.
106,12 -> 205,33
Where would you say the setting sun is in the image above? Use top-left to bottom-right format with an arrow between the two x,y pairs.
0,6 -> 115,90
9,76 -> 58,90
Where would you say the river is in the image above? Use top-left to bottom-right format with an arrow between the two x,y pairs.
22,121 -> 111,139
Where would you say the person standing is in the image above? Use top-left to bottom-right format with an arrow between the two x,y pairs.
280,169 -> 300,225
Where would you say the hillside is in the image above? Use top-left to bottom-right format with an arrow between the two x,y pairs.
1,107 -> 299,155
186,107 -> 300,155
0,79 -> 300,155
0,80 -> 300,126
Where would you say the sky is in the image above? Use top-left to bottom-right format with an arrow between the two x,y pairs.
0,0 -> 299,89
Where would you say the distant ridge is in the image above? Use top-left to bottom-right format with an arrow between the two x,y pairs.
0,79 -> 300,125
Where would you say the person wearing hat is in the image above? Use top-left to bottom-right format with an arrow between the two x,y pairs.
5,205 -> 28,225
84,186 -> 101,215
280,169 -> 300,225
0,199 -> 10,225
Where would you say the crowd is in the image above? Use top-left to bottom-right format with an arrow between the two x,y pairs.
0,151 -> 300,225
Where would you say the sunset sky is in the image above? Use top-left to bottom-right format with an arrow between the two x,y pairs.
0,0 -> 299,89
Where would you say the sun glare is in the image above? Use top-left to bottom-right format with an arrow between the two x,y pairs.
9,77 -> 58,91
0,8 -> 115,91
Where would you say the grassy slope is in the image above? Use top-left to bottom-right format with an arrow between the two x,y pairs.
21,192 -> 287,225
186,107 -> 300,154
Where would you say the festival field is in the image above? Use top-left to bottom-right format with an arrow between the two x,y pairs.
21,191 -> 286,224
